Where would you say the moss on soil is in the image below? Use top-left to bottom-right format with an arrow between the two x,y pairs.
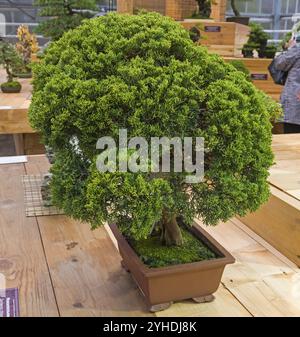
129,227 -> 218,268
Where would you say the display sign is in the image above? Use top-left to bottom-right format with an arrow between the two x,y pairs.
204,26 -> 221,32
0,288 -> 20,317
251,74 -> 268,80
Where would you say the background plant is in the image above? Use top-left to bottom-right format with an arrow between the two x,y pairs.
243,23 -> 270,57
34,0 -> 97,40
228,59 -> 251,81
15,25 -> 39,72
193,0 -> 212,18
0,39 -> 22,82
30,12 -> 275,247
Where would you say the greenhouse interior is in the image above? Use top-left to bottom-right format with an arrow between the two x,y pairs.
0,0 -> 300,321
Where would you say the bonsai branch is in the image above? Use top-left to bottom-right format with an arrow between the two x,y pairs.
231,0 -> 240,17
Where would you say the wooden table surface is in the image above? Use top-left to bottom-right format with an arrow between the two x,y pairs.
0,154 -> 299,317
270,134 -> 300,201
0,69 -> 32,110
0,68 -> 33,135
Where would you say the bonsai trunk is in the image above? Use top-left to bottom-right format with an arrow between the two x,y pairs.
5,63 -> 13,82
161,209 -> 183,246
231,0 -> 240,17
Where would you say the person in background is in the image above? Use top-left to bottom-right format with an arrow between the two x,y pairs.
274,36 -> 300,133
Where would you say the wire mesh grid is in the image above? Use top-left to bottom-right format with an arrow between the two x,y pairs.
22,175 -> 64,217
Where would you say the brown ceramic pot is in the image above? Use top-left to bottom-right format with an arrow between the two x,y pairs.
109,223 -> 235,312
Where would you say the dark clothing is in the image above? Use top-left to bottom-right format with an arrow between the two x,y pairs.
284,122 -> 300,134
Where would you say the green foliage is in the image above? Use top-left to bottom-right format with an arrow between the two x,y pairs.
29,13 -> 275,242
264,44 -> 278,59
0,81 -> 21,89
243,23 -> 270,58
228,60 -> 251,81
130,226 -> 217,268
242,41 -> 259,58
0,39 -> 22,82
248,23 -> 270,44
34,0 -> 97,40
282,32 -> 292,51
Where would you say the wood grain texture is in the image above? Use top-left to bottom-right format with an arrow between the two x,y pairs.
25,155 -> 153,316
195,219 -> 300,317
240,134 -> 300,267
1,153 -> 300,317
0,109 -> 34,134
181,20 -> 250,57
0,162 -> 58,316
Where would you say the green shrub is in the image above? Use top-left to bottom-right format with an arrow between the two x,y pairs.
30,13 -> 275,247
243,23 -> 270,58
228,60 -> 251,81
1,81 -> 22,89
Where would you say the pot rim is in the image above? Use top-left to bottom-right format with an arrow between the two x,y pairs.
109,222 -> 235,278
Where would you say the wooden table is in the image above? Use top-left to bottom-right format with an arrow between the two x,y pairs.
0,154 -> 299,317
241,134 -> 300,267
0,69 -> 43,155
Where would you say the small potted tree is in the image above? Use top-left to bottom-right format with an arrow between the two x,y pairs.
242,41 -> 259,58
29,13 -> 275,312
242,23 -> 270,58
14,24 -> 39,78
227,0 -> 250,26
0,39 -> 22,93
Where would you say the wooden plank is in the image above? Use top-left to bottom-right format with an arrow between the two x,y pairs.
224,57 -> 283,101
23,134 -> 45,155
239,135 -> 300,267
210,0 -> 227,22
25,155 -> 153,317
0,108 -> 34,134
0,162 -> 59,316
195,219 -> 300,317
240,186 -> 300,267
181,20 -> 250,57
156,284 -> 252,317
232,218 -> 299,271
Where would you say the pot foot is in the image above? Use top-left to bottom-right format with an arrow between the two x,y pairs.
192,294 -> 215,303
149,302 -> 173,313
121,260 -> 130,273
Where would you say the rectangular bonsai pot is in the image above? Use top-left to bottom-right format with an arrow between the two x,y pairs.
109,223 -> 235,311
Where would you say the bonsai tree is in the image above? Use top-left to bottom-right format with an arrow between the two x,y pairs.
15,25 -> 39,75
193,0 -> 212,18
264,44 -> 277,59
29,13 -> 275,248
0,39 -> 22,93
34,0 -> 98,40
243,23 -> 270,58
